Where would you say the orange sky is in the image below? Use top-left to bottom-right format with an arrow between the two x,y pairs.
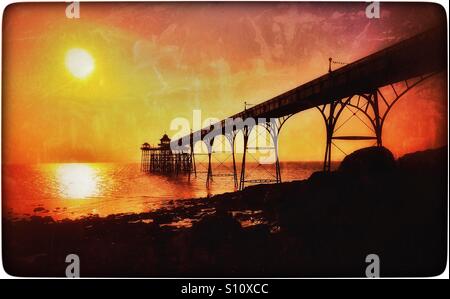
2,2 -> 447,164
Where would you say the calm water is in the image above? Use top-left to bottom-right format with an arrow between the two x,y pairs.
3,162 -> 325,220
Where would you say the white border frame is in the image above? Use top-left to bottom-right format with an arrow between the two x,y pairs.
0,0 -> 448,279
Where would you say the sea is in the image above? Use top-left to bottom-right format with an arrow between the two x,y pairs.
2,162 -> 328,220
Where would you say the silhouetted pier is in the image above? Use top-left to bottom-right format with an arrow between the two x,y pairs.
140,26 -> 446,190
141,134 -> 193,175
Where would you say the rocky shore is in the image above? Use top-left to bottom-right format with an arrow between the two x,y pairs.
3,146 -> 447,277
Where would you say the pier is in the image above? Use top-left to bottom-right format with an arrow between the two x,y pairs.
141,134 -> 193,175
140,26 -> 446,190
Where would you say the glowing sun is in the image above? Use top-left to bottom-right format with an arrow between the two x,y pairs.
65,48 -> 95,79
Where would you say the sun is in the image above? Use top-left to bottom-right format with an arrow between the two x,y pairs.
65,48 -> 95,79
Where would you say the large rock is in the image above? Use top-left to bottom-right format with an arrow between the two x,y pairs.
397,147 -> 446,173
338,146 -> 396,175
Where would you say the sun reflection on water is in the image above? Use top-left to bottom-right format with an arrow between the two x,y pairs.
55,164 -> 101,199
3,162 -> 319,220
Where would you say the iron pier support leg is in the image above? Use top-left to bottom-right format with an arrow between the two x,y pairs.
142,150 -> 145,172
274,142 -> 281,183
187,149 -> 192,181
323,128 -> 333,172
226,132 -> 238,190
323,103 -> 336,172
189,142 -> 197,178
192,151 -> 197,178
144,150 -> 148,172
239,126 -> 250,190
371,90 -> 383,147
239,127 -> 250,191
317,98 -> 352,173
205,137 -> 214,188
265,116 -> 292,184
206,151 -> 213,188
270,120 -> 282,184
232,136 -> 238,189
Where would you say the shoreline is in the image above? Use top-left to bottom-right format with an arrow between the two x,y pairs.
3,160 -> 332,222
3,146 -> 447,277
